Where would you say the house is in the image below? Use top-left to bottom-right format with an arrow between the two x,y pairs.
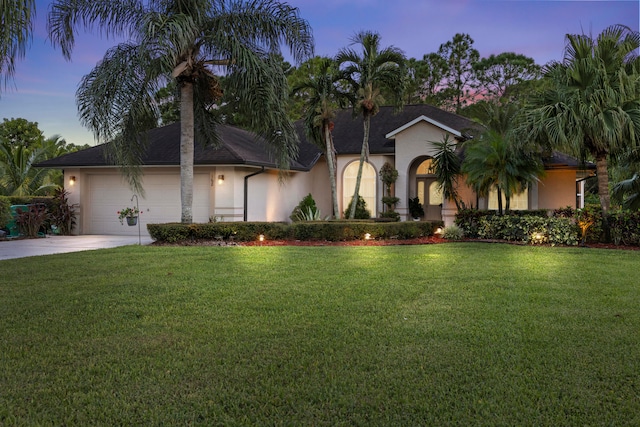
37,104 -> 593,236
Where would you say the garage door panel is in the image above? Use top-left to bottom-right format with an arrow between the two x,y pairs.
86,173 -> 210,235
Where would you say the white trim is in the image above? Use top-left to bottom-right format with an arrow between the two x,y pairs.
385,115 -> 462,139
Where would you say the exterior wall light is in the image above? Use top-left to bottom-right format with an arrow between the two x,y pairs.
217,174 -> 224,184
69,176 -> 76,186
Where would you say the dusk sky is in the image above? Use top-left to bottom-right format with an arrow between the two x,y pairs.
0,0 -> 638,147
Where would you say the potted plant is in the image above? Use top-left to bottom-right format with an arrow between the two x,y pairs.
408,197 -> 424,220
118,206 -> 140,226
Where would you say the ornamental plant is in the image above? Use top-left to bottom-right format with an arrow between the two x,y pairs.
117,207 -> 140,225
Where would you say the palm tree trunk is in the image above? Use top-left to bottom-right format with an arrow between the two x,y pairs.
324,124 -> 339,219
497,187 -> 503,215
595,153 -> 611,241
348,115 -> 371,219
180,81 -> 195,224
595,154 -> 610,215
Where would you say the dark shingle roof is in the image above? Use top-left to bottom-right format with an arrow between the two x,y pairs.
37,122 -> 314,170
295,104 -> 480,157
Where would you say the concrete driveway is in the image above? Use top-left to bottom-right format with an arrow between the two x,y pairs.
0,235 -> 154,261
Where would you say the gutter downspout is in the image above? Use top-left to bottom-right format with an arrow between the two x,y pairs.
244,166 -> 265,221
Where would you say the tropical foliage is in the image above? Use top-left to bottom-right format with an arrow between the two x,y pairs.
48,0 -> 313,223
292,57 -> 352,219
522,24 -> 640,217
462,128 -> 543,215
337,31 -> 405,219
0,0 -> 35,93
0,118 -> 82,196
429,134 -> 462,210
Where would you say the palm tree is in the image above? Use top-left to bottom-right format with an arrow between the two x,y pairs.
291,57 -> 352,219
462,130 -> 542,215
0,141 -> 57,196
428,134 -> 462,210
336,31 -> 405,219
523,25 -> 640,218
48,0 -> 313,223
1,0 -> 35,94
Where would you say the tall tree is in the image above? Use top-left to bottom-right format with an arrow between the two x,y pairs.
336,31 -> 405,219
292,58 -> 352,219
403,53 -> 446,106
0,117 -> 44,148
0,0 -> 35,94
437,33 -> 479,113
472,52 -> 541,100
522,24 -> 640,219
48,0 -> 313,223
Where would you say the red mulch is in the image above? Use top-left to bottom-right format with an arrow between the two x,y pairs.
242,236 -> 445,247
154,236 -> 639,250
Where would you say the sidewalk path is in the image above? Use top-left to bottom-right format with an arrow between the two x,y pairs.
0,235 -> 154,261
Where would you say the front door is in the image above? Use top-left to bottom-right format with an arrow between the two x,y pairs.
417,177 -> 443,221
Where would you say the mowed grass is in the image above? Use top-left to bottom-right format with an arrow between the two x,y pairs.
1,243 -> 638,426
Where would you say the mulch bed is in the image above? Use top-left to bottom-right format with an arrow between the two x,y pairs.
152,236 -> 640,250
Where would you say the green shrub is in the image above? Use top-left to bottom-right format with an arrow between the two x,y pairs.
0,196 -> 11,229
343,196 -> 370,219
609,210 -> 640,246
379,211 -> 400,221
148,221 -> 438,243
442,225 -> 464,240
290,194 -> 320,222
475,215 -> 579,246
147,222 -> 290,243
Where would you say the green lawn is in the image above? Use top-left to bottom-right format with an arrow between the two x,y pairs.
1,243 -> 638,425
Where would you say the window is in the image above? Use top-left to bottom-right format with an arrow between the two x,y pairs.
416,159 -> 434,175
488,187 -> 528,210
343,161 -> 376,216
429,181 -> 443,205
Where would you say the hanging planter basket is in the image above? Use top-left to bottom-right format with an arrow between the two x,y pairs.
126,216 -> 138,226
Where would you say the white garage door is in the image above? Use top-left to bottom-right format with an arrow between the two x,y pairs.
85,172 -> 210,235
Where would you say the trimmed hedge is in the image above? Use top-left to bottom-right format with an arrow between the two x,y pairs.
147,220 -> 440,244
455,209 -> 549,239
457,206 -> 640,246
475,215 -> 579,246
0,196 -> 12,229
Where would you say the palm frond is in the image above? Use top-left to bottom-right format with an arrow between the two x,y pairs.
0,0 -> 35,93
48,0 -> 145,59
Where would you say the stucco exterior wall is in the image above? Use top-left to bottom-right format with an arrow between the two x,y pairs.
391,120 -> 460,219
537,170 -> 577,210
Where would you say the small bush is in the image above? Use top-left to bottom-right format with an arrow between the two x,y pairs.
379,211 -> 400,221
49,189 -> 77,235
0,196 -> 11,229
442,225 -> 464,240
344,196 -> 370,219
15,204 -> 49,238
290,194 -> 320,222
609,210 -> 640,246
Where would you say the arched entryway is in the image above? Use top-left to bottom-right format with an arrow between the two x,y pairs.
407,157 -> 443,221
